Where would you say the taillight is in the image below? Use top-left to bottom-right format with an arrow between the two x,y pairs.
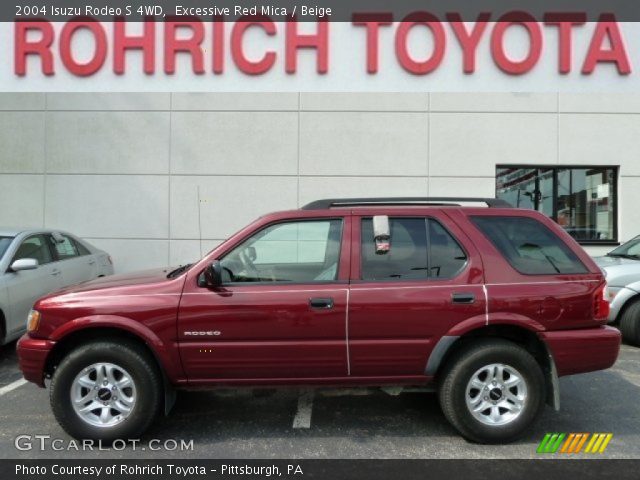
27,309 -> 41,333
594,283 -> 611,321
107,255 -> 113,265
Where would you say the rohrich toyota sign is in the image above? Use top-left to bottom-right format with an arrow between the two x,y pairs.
5,14 -> 640,91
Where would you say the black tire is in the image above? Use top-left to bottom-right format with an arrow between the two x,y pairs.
620,300 -> 640,346
0,310 -> 6,345
50,340 -> 162,441
438,339 -> 546,444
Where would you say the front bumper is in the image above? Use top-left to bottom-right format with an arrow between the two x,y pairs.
539,326 -> 621,377
17,334 -> 55,387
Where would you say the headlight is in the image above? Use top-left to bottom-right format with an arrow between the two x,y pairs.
27,310 -> 41,333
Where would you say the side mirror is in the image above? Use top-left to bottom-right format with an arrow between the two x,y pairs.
10,258 -> 39,272
372,215 -> 391,255
246,246 -> 257,262
202,260 -> 223,288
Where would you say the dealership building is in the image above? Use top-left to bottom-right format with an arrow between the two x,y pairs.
1,20 -> 639,272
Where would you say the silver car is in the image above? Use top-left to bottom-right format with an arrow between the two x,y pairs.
594,235 -> 640,346
0,229 -> 114,345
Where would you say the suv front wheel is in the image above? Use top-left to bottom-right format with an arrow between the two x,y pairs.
50,340 -> 162,441
438,339 -> 546,444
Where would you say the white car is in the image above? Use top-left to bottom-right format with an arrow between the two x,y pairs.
594,235 -> 640,346
0,228 -> 114,344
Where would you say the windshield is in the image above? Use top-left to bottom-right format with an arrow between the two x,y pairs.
609,236 -> 640,258
0,237 -> 14,262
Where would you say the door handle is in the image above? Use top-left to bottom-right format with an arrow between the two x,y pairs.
452,292 -> 475,304
51,269 -> 61,276
309,297 -> 334,309
88,259 -> 96,265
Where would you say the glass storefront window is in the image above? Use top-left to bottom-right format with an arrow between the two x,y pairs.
496,166 -> 617,244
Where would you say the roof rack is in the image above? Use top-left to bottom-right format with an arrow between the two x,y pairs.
301,197 -> 513,210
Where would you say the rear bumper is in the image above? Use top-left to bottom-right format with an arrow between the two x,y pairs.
539,326 -> 621,377
17,334 -> 55,387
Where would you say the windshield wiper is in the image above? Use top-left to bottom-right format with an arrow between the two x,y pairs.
167,263 -> 193,278
520,243 -> 561,273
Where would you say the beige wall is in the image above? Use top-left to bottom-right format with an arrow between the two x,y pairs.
1,92 -> 638,272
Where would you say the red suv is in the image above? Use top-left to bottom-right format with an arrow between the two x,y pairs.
17,198 -> 620,444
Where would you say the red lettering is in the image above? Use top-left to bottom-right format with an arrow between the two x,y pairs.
395,12 -> 446,75
164,18 -> 204,74
212,18 -> 224,74
447,13 -> 491,73
285,19 -> 329,74
582,15 -> 631,75
231,17 -> 277,75
60,18 -> 107,77
113,19 -> 155,75
491,12 -> 542,75
352,13 -> 393,74
544,13 -> 586,74
15,21 -> 54,76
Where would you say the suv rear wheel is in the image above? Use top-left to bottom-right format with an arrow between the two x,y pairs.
620,299 -> 640,346
438,339 -> 545,444
50,340 -> 162,441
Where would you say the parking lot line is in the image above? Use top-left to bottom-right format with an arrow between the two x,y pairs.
292,390 -> 314,429
0,378 -> 27,397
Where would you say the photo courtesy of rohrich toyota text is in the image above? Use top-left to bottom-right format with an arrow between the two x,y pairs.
0,0 -> 640,478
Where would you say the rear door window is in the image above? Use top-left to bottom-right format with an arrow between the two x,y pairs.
428,219 -> 468,278
52,235 -> 80,261
471,216 -> 587,275
361,217 -> 467,281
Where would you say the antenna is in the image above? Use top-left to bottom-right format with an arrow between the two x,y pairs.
197,185 -> 203,258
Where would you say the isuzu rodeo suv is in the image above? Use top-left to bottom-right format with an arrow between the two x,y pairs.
17,198 -> 621,444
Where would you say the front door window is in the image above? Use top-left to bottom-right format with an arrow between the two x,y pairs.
220,219 -> 343,283
13,235 -> 53,265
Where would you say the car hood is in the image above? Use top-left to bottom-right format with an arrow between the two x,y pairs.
48,267 -> 180,296
74,268 -> 173,292
593,256 -> 640,287
593,256 -> 640,267
32,267 -> 188,340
